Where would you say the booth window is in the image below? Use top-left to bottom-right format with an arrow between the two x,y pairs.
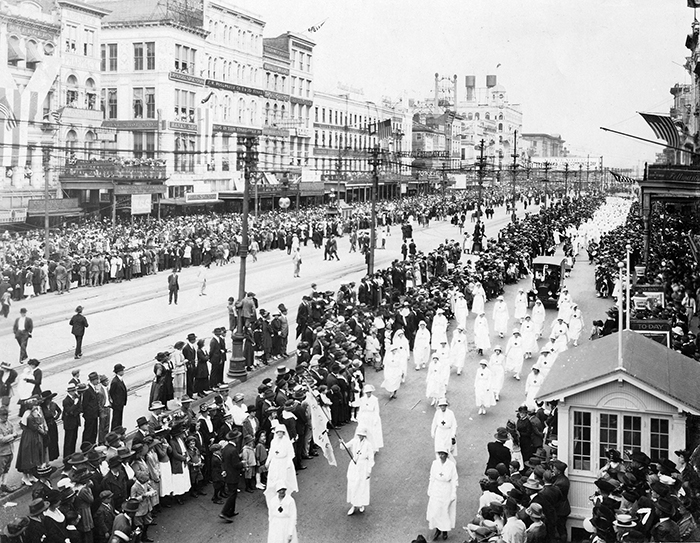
623,415 -> 642,453
599,413 -> 618,469
650,418 -> 669,461
573,411 -> 592,471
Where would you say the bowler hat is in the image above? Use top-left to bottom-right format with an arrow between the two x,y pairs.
655,497 -> 676,517
67,452 -> 89,466
28,499 -> 49,516
122,499 -> 139,514
107,456 -> 122,469
136,416 -> 148,428
594,478 -> 616,494
113,364 -> 125,373
88,372 -> 99,381
187,333 -> 197,341
226,429 -> 242,441
3,518 -> 29,537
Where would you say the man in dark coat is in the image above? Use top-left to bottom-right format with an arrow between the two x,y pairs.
12,307 -> 33,362
167,269 -> 179,305
109,364 -> 127,430
209,328 -> 225,389
485,427 -> 512,473
182,333 -> 197,398
62,384 -> 82,457
219,430 -> 244,522
0,360 -> 17,408
81,372 -> 101,445
68,305 -> 88,359
651,498 -> 681,542
296,296 -> 311,338
550,460 -> 571,542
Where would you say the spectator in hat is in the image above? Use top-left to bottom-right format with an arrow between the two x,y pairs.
69,305 -> 89,359
81,372 -> 101,445
16,399 -> 47,486
0,360 -> 18,409
110,499 -> 139,542
94,490 -> 116,543
39,390 -> 60,461
17,358 -> 41,415
209,328 -> 226,390
194,339 -> 210,397
183,333 -> 197,398
675,449 -> 700,496
486,427 -> 512,474
219,430 -> 245,522
12,307 -> 33,363
0,405 -> 18,493
551,460 -> 571,540
651,498 -> 680,542
26,499 -> 49,542
109,364 -> 127,431
525,503 -> 547,542
62,384 -> 81,458
97,375 -> 112,445
102,456 -> 129,511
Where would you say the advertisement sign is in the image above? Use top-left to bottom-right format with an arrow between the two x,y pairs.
629,319 -> 671,348
185,192 -> 219,204
131,194 -> 152,215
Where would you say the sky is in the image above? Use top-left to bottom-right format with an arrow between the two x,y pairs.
239,0 -> 696,171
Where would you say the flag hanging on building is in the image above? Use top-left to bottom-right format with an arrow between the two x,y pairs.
639,112 -> 681,149
306,391 -> 337,467
201,91 -> 214,104
0,93 -> 17,131
377,119 -> 392,141
688,0 -> 700,8
610,171 -> 637,184
44,107 -> 64,124
307,18 -> 327,33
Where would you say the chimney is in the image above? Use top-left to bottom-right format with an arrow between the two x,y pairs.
465,75 -> 475,101
434,73 -> 439,108
486,75 -> 497,88
453,74 -> 458,106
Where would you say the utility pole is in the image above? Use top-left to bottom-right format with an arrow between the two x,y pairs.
368,146 -> 381,276
564,163 -> 569,201
229,135 -> 257,383
543,161 -> 551,208
510,130 -> 518,221
586,155 -> 590,195
578,164 -> 583,198
441,164 -> 447,195
477,139 -> 486,218
42,146 -> 51,260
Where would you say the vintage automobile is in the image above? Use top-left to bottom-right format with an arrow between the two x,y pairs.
528,256 -> 567,308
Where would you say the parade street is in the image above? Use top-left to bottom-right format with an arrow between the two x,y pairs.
0,201 -> 615,541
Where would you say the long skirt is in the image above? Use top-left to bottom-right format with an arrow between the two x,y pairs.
170,467 -> 191,496
159,460 -> 174,497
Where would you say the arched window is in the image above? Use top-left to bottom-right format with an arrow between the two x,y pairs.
85,78 -> 96,110
250,101 -> 256,125
66,75 -> 78,107
467,113 -> 473,120
7,36 -> 23,66
474,113 -> 480,120
66,129 -> 77,153
238,98 -> 244,123
498,113 -> 504,120
498,123 -> 503,131
272,104 -> 278,124
264,102 -> 270,125
280,105 -> 286,120
484,112 -> 490,120
85,130 -> 96,157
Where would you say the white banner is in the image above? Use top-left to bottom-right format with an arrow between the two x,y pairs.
306,391 -> 337,467
131,194 -> 152,215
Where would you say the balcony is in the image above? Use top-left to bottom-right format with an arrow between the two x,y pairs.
62,107 -> 103,123
60,159 -> 167,181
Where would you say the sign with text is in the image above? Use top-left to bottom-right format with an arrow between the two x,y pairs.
168,71 -> 205,86
205,79 -> 263,96
630,319 -> 671,347
130,194 -> 152,215
185,192 -> 219,203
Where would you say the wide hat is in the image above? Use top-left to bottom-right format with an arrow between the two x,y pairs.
655,497 -> 676,517
107,456 -> 122,469
3,518 -> 29,537
67,452 -> 89,465
594,478 -> 616,494
226,429 -> 242,441
526,502 -> 544,519
524,456 -> 541,468
149,401 -> 165,411
105,433 -> 121,447
523,478 -> 543,491
122,499 -> 140,514
28,499 -> 49,516
0,361 -> 12,371
437,398 -> 449,406
34,464 -> 56,478
494,427 -> 509,441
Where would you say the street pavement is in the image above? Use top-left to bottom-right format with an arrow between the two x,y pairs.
0,200 -> 620,541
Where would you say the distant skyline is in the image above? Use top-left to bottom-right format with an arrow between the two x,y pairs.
240,0 -> 696,171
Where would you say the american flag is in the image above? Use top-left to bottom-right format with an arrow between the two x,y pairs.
610,171 -> 637,184
639,112 -> 681,149
0,96 -> 17,131
377,119 -> 392,141
307,19 -> 327,33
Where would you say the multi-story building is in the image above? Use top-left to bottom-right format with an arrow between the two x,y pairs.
521,133 -> 568,158
0,0 -> 82,224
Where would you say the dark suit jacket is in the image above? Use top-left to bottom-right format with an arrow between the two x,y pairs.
221,442 -> 243,484
69,314 -> 89,336
552,474 -> 571,517
296,302 -> 309,326
82,386 -> 100,420
167,273 -> 180,291
651,518 -> 681,542
485,440 -> 512,472
183,343 -> 196,369
62,394 -> 82,430
209,337 -> 222,366
0,369 -> 17,397
13,316 -> 33,337
109,377 -> 127,408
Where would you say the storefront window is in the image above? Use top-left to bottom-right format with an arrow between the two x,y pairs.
599,413 -> 618,470
623,415 -> 642,454
650,418 -> 669,462
573,411 -> 591,471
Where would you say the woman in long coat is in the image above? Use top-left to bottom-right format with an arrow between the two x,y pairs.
344,427 -> 375,516
568,305 -> 585,346
505,330 -> 524,380
170,342 -> 187,400
492,296 -> 510,338
16,401 -> 47,484
474,360 -> 495,416
449,328 -> 468,376
520,315 -> 538,359
380,345 -> 403,400
149,360 -> 168,407
193,339 -> 209,396
473,312 -> 491,356
266,482 -> 298,543
265,424 -> 298,498
40,392 -> 61,462
471,282 -> 486,316
425,355 -> 449,406
488,346 -> 506,402
430,310 -> 448,348
355,385 -> 383,452
426,451 -> 458,541
531,299 -> 546,338
431,400 -> 457,457
413,321 -> 431,370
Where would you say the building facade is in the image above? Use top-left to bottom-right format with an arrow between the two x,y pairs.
520,132 -> 567,158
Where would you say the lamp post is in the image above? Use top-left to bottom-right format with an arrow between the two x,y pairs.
625,243 -> 632,330
477,139 -> 486,219
228,136 -> 257,383
510,130 -> 518,221
617,261 -> 625,367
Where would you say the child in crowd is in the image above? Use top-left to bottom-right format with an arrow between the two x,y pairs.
241,435 -> 256,493
255,434 -> 268,490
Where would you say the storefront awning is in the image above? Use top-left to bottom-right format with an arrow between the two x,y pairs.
26,41 -> 41,64
159,198 -> 224,206
7,40 -> 24,62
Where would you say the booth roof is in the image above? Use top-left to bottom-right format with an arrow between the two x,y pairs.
537,330 -> 700,414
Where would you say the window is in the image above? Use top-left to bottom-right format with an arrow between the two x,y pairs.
573,411 -> 591,471
291,77 -> 296,96
174,44 -> 196,74
174,132 -> 195,172
485,112 -> 490,120
623,415 -> 642,454
222,136 -> 230,171
107,88 -> 117,119
307,55 -> 311,72
66,75 -> 78,107
65,24 -> 77,52
134,42 -> 155,70
650,418 -> 669,462
315,107 -> 318,122
599,413 -> 618,470
108,44 -> 117,71
174,89 -> 195,123
83,29 -> 94,56
168,185 -> 193,198
145,87 -> 155,119
133,88 -> 144,118
298,52 -> 304,70
306,79 -> 311,98
100,44 -> 106,71
85,78 -> 96,110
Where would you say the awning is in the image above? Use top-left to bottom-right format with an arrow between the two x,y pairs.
7,40 -> 24,62
26,41 -> 41,64
26,207 -> 83,217
159,198 -> 224,206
